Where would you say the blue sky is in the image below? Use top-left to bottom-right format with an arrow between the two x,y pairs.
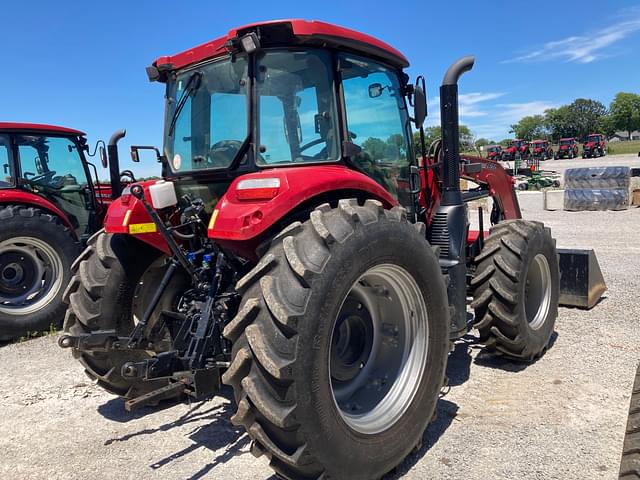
2,0 -> 639,176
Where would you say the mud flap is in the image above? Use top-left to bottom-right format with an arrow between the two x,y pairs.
557,248 -> 607,309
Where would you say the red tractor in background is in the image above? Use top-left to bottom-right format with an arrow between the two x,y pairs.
555,137 -> 579,159
502,138 -> 531,162
485,144 -> 503,161
57,20 -> 601,480
0,124 -> 129,340
531,139 -> 554,160
582,133 -> 606,158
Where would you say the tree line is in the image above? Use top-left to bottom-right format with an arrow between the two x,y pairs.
508,92 -> 640,143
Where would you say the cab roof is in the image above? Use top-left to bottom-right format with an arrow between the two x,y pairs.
0,122 -> 85,136
152,19 -> 409,74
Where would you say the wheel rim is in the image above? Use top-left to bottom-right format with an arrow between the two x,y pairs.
330,264 -> 429,434
525,253 -> 552,330
0,237 -> 63,315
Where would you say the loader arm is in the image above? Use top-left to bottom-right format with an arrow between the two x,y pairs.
461,154 -> 521,221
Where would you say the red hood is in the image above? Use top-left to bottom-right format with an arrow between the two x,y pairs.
584,141 -> 597,148
559,145 -> 570,149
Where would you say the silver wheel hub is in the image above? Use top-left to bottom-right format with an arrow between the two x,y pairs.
0,237 -> 63,315
525,253 -> 552,330
330,264 -> 429,435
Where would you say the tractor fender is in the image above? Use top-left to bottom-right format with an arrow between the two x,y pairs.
0,189 -> 76,234
208,165 -> 398,245
102,180 -> 171,255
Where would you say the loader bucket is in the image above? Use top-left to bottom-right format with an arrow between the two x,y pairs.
557,248 -> 607,309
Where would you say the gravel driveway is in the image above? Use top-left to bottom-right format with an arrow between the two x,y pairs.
1,163 -> 639,480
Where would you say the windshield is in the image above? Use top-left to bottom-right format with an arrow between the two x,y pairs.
511,140 -> 525,147
164,49 -> 340,173
164,56 -> 249,173
560,139 -> 572,145
587,135 -> 600,143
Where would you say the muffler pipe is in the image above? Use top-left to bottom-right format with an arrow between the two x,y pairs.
431,56 -> 475,339
108,129 -> 126,199
439,55 -> 475,205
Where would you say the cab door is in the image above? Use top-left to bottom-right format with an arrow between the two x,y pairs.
338,54 -> 415,212
15,134 -> 97,240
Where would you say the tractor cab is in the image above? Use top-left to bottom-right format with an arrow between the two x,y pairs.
0,124 -> 102,239
485,144 -> 503,160
140,21 -> 417,218
583,133 -> 606,158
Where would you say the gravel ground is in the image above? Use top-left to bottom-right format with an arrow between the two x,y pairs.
1,162 -> 639,480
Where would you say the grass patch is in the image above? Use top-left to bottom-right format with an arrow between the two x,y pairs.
16,323 -> 59,343
607,140 -> 640,155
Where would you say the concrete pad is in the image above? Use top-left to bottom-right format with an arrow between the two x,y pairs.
516,191 -> 543,212
544,189 -> 565,210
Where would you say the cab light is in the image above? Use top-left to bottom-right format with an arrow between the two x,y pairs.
236,178 -> 280,201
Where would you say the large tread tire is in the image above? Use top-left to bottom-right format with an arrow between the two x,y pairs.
564,188 -> 629,211
564,166 -> 630,190
471,219 -> 559,361
0,205 -> 80,340
620,363 -> 640,479
62,231 -> 187,399
222,199 -> 450,480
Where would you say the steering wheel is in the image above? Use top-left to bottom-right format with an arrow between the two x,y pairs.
299,138 -> 325,154
207,140 -> 243,167
26,170 -> 57,183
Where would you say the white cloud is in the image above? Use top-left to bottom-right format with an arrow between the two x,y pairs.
427,91 -> 506,122
504,8 -> 640,64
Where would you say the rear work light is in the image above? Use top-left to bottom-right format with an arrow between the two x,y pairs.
236,178 -> 281,200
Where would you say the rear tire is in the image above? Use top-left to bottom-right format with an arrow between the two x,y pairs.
62,231 -> 187,399
222,199 -> 449,480
0,205 -> 80,340
471,220 -> 559,361
619,363 -> 640,479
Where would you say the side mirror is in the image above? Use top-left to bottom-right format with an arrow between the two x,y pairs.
368,83 -> 383,98
99,146 -> 108,168
130,145 -> 165,163
413,84 -> 427,129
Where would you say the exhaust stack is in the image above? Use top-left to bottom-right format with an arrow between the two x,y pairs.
430,56 -> 475,338
107,129 -> 126,199
440,55 -> 475,204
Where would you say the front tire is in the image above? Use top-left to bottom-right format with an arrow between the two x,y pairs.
471,220 -> 559,361
0,206 -> 80,340
222,199 -> 449,480
619,363 -> 640,479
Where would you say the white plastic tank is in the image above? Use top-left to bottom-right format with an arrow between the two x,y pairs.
149,180 -> 178,209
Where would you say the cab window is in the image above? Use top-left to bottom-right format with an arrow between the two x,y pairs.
16,135 -> 88,188
340,55 -> 412,198
0,135 -> 12,188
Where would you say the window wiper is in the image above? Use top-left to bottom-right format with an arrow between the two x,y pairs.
168,71 -> 202,137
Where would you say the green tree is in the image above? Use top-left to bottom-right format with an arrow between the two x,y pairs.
609,92 -> 640,140
475,138 -> 491,147
509,115 -> 547,140
544,106 -> 576,142
597,114 -> 616,138
568,98 -> 607,138
361,137 -> 387,160
412,125 -> 473,154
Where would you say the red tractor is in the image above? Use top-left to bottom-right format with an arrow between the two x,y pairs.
531,139 -> 554,160
0,124 -> 129,340
502,138 -> 531,161
582,133 -> 606,158
485,144 -> 503,161
555,137 -> 579,159
58,20 -> 599,480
